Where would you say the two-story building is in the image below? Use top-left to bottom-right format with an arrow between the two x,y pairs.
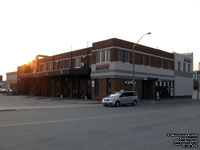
17,38 -> 193,100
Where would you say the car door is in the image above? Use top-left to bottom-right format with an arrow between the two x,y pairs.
119,93 -> 127,104
132,92 -> 138,102
126,92 -> 133,104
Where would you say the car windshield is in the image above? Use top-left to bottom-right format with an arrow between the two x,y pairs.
109,92 -> 121,97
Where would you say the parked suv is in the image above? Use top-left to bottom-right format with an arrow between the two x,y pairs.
102,91 -> 138,107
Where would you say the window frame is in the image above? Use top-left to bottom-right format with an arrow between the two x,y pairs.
118,49 -> 122,62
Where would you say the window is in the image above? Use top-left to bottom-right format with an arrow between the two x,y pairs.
95,79 -> 99,96
47,63 -> 50,71
64,60 -> 68,68
147,56 -> 151,66
125,51 -> 130,63
160,59 -> 163,68
168,61 -> 172,69
75,57 -> 81,68
183,63 -> 186,72
101,50 -> 105,62
56,61 -> 60,69
118,49 -> 122,61
178,62 -> 181,71
188,64 -> 190,72
106,49 -> 110,61
141,54 -> 145,65
96,51 -> 100,63
96,49 -> 110,63
60,61 -> 64,69
39,64 -> 44,72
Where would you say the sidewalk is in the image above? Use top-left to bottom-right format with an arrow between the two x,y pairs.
0,95 -> 101,111
0,95 -> 198,111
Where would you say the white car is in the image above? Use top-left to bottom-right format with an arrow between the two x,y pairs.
0,88 -> 6,93
102,91 -> 138,107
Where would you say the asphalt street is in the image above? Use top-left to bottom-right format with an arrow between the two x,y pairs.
0,97 -> 200,150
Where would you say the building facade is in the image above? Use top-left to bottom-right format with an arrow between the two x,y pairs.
17,38 -> 193,100
6,71 -> 17,90
174,53 -> 193,97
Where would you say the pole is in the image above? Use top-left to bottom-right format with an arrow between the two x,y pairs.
197,72 -> 199,100
132,32 -> 151,91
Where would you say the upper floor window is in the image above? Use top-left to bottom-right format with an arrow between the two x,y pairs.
178,62 -> 181,71
75,57 -> 81,68
56,61 -> 60,69
60,60 -> 64,69
50,62 -> 54,70
147,56 -> 151,66
96,51 -> 100,63
39,64 -> 44,72
106,49 -> 110,61
125,51 -> 130,63
188,64 -> 190,72
96,49 -> 110,63
160,59 -> 163,68
168,60 -> 172,70
183,63 -> 186,72
118,49 -> 122,61
141,54 -> 145,65
101,50 -> 105,62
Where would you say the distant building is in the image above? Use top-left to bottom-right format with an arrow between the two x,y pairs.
6,71 -> 17,90
174,53 -> 193,97
199,62 -> 200,71
17,38 -> 193,100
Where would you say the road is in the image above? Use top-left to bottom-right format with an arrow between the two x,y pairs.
0,97 -> 199,150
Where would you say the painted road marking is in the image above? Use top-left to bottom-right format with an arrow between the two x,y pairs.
0,106 -> 198,128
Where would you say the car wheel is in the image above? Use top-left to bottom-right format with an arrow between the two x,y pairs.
115,101 -> 120,107
132,100 -> 137,106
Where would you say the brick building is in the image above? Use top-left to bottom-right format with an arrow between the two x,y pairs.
17,38 -> 193,100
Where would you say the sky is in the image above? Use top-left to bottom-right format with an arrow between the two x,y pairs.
0,0 -> 200,80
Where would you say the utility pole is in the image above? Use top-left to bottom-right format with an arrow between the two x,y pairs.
132,32 -> 151,91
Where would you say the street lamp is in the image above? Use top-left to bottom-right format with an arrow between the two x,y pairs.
132,32 -> 151,91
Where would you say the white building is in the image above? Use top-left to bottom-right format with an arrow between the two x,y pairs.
174,53 -> 193,97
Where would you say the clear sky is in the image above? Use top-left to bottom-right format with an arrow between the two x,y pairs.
0,0 -> 199,80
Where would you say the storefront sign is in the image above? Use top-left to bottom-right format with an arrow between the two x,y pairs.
96,64 -> 110,71
147,77 -> 158,81
124,79 -> 136,86
184,57 -> 192,63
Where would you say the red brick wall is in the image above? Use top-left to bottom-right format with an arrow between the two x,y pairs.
92,38 -> 174,59
92,79 -> 107,100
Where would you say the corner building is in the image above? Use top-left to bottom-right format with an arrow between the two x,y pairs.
17,38 -> 193,100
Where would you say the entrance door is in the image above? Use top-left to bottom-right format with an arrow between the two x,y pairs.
142,80 -> 155,99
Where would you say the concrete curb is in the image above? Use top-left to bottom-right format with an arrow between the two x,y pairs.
139,98 -> 198,104
59,100 -> 101,104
